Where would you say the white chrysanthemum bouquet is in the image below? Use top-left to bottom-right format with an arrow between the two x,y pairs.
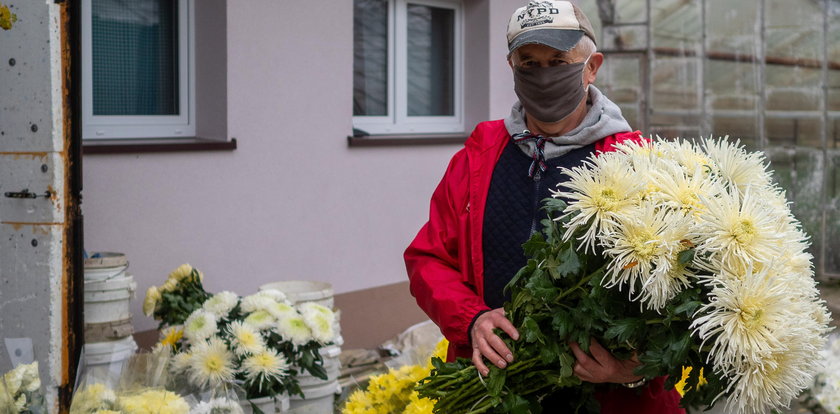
144,264 -> 339,402
419,137 -> 833,414
0,362 -> 45,414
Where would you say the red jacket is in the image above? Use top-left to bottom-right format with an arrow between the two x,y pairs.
404,119 -> 684,413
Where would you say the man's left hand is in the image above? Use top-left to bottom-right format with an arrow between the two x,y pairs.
569,338 -> 643,384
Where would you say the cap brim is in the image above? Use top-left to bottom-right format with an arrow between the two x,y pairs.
508,29 -> 584,54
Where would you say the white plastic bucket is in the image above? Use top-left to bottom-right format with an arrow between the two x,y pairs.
84,253 -> 128,281
84,274 -> 136,324
288,345 -> 341,413
82,336 -> 137,382
241,394 -> 290,414
259,281 -> 334,309
286,380 -> 340,414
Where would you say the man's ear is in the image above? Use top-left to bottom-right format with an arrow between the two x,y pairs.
585,52 -> 604,85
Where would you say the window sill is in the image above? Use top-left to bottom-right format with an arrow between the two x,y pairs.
347,133 -> 467,147
83,137 -> 237,154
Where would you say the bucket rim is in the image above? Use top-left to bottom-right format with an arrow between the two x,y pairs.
84,252 -> 128,269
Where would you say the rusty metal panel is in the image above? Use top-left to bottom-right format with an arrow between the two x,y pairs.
0,1 -> 70,413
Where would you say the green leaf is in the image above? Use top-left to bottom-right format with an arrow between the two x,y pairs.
501,394 -> 531,414
551,311 -> 572,339
559,352 -> 575,379
487,365 -> 507,397
677,249 -> 695,265
522,316 -> 545,344
554,246 -> 582,278
522,233 -> 548,257
525,274 -> 557,303
604,318 -> 642,343
539,340 -> 561,365
673,300 -> 702,317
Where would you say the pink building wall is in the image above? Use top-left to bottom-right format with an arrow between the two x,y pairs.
83,0 -> 521,332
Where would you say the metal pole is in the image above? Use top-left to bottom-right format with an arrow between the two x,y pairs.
820,0 -> 830,280
757,0 -> 767,150
699,0 -> 708,137
643,0 -> 653,135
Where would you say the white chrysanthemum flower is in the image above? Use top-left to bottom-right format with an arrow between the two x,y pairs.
724,327 -> 819,414
191,398 -> 244,414
20,362 -> 39,393
611,139 -> 669,201
555,152 -> 645,252
183,310 -> 218,342
691,267 -> 792,373
265,301 -> 297,321
243,310 -> 276,330
202,291 -> 239,318
276,314 -> 314,346
69,383 -> 117,413
240,294 -> 276,314
658,138 -> 717,177
636,214 -> 697,310
601,203 -> 681,303
188,338 -> 236,388
241,349 -> 290,392
648,161 -> 724,216
702,137 -> 771,193
692,187 -> 783,271
14,393 -> 26,411
256,288 -> 288,303
3,365 -> 24,394
227,320 -> 265,356
299,302 -> 337,343
171,350 -> 193,373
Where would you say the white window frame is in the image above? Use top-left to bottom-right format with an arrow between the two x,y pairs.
81,0 -> 196,140
353,0 -> 464,135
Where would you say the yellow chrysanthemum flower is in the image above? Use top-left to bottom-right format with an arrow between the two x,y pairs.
118,389 -> 190,414
159,326 -> 183,347
143,286 -> 161,317
167,264 -> 194,282
403,391 -> 435,414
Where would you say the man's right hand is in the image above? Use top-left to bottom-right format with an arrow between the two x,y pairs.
470,308 -> 520,376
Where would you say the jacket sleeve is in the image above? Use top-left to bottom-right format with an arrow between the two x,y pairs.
404,148 -> 491,347
595,130 -> 647,153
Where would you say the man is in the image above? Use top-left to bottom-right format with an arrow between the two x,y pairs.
405,1 -> 684,412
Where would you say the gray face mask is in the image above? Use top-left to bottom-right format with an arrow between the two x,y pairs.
512,59 -> 589,124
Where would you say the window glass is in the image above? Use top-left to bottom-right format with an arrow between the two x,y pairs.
406,4 -> 454,116
91,0 -> 179,116
353,0 -> 389,116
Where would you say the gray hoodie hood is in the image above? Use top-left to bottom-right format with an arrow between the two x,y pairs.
503,85 -> 632,160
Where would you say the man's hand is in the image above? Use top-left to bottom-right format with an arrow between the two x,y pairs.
570,338 -> 643,384
470,308 -> 520,376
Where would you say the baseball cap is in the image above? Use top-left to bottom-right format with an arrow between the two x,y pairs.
507,1 -> 597,54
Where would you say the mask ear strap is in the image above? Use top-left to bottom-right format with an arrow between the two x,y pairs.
583,54 -> 592,92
